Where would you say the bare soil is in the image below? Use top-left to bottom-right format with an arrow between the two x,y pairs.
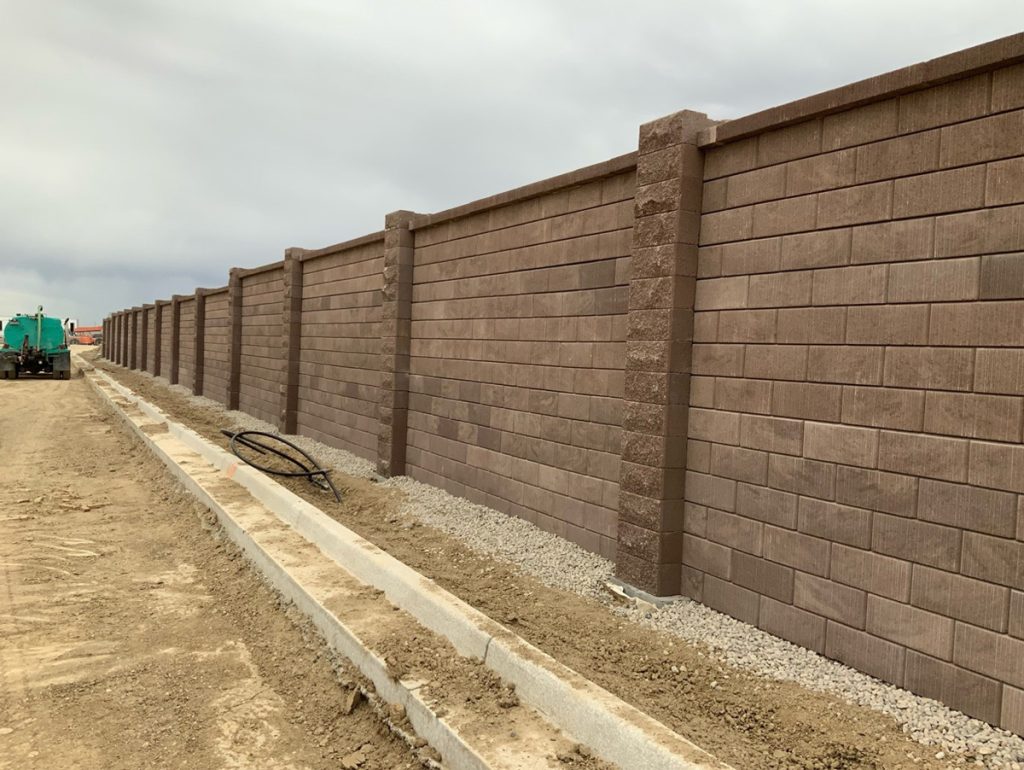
0,369 -> 423,770
92,357 -> 956,770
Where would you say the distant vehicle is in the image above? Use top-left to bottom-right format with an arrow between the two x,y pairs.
0,307 -> 73,380
71,325 -> 102,346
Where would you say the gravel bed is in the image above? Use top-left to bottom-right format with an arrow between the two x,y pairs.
109,367 -> 1024,767
386,477 -> 1024,768
385,476 -> 615,600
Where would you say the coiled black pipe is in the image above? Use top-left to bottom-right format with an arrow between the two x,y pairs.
221,430 -> 342,502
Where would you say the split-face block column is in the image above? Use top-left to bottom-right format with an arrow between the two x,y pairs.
141,304 -> 152,372
121,312 -> 129,366
169,296 -> 182,385
129,308 -> 140,370
154,300 -> 167,377
616,110 -> 714,597
279,248 -> 306,434
193,290 -> 207,396
377,211 -> 416,477
227,269 -> 243,411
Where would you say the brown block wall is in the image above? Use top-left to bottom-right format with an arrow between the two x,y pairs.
201,288 -> 230,404
238,265 -> 284,425
297,237 -> 384,459
404,159 -> 636,557
689,56 -> 1024,732
98,34 -> 1024,735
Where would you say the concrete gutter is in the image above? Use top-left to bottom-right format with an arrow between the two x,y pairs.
84,362 -> 731,770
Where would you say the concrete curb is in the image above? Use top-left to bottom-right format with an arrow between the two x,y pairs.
85,363 -> 730,770
86,369 -> 516,770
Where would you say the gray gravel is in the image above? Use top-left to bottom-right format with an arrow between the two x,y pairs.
385,476 -> 614,600
383,476 -> 1022,768
118,366 -> 1024,768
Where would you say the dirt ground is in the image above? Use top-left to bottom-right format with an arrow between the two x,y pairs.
90,356 -> 963,770
0,367 -> 423,770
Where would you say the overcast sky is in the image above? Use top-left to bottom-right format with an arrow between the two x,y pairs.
1,1 -> 1021,323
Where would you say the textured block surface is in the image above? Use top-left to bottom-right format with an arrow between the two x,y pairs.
689,51 -> 1024,733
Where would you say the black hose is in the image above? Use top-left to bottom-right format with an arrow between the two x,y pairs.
220,429 -> 342,502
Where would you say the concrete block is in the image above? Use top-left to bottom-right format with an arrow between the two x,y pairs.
877,430 -> 969,483
986,158 -> 1024,207
759,596 -> 826,652
794,571 -> 867,628
975,348 -> 1024,395
867,595 -> 955,661
923,391 -> 1023,442
734,482 -> 798,529
739,414 -> 804,457
807,346 -> 883,386
954,622 -> 1024,690
703,575 -> 760,625
764,525 -> 830,577
831,543 -> 912,602
825,621 -> 905,686
898,73 -> 990,133
904,651 -> 1003,725
817,181 -> 892,228
910,564 -> 1009,632
797,497 -> 871,549
786,149 -> 856,196
888,257 -> 979,303
782,224 -> 856,272
917,478 -> 1018,538
768,453 -> 836,499
743,344 -> 807,381
803,421 -> 879,468
872,512 -> 961,572
730,550 -> 794,603
850,218 -> 933,265
855,130 -> 940,183
882,346 -> 974,392
811,264 -> 887,306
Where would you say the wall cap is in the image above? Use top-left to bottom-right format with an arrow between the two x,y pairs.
410,152 -> 638,232
237,259 -> 285,278
700,31 -> 1024,147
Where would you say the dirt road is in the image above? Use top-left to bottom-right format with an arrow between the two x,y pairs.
0,370 -> 421,769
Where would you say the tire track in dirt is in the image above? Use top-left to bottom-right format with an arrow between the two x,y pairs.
0,372 -> 423,770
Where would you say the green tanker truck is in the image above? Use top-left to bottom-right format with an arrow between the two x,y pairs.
0,307 -> 72,380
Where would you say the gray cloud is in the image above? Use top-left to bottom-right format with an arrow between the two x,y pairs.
1,0 -> 1021,322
